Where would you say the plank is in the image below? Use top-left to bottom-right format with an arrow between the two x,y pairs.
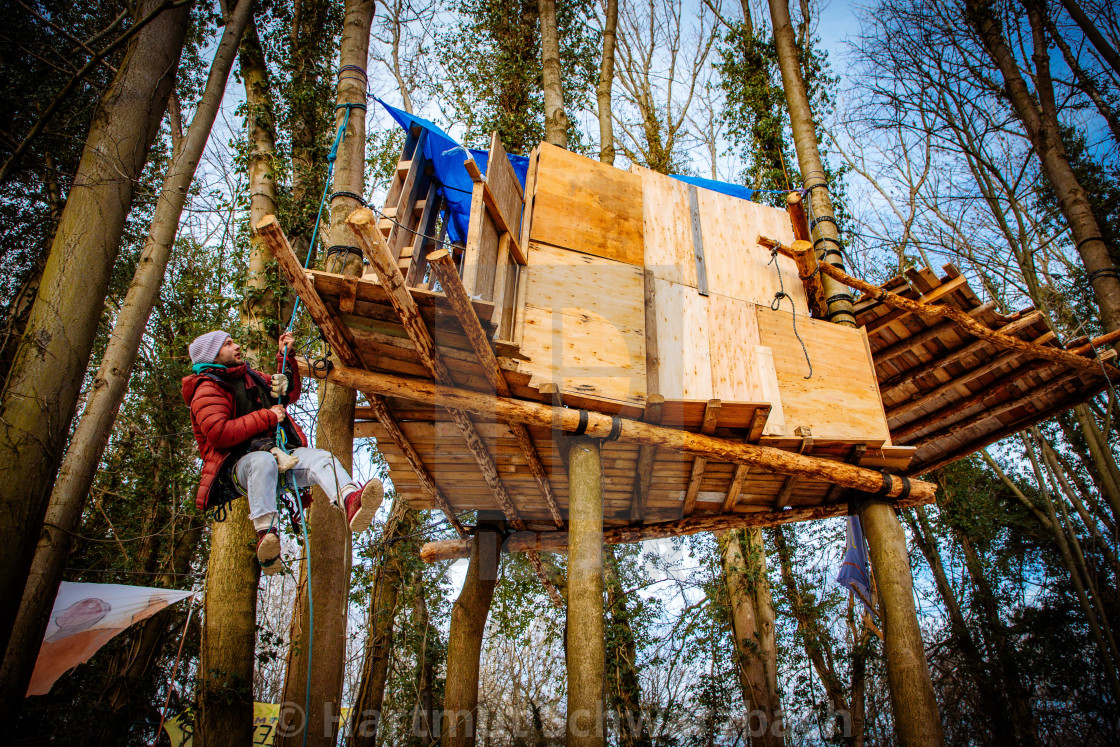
681,400 -> 722,516
530,142 -> 644,266
687,185 -> 709,296
708,294 -> 763,401
635,165 -> 695,286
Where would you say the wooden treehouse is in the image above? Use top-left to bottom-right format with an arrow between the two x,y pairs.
256,127 -> 1119,557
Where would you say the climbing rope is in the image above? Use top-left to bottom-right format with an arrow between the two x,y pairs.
768,247 -> 813,379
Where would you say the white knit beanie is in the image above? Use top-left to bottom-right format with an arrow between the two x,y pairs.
188,331 -> 231,365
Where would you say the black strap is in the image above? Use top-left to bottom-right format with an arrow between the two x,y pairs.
573,409 -> 589,436
873,473 -> 894,498
827,308 -> 858,321
605,416 -> 622,442
1087,267 -> 1120,283
330,190 -> 367,205
804,181 -> 829,195
897,476 -> 912,502
337,64 -> 368,78
811,215 -> 839,231
1075,235 -> 1107,252
827,293 -> 854,305
814,236 -> 844,251
326,245 -> 365,263
334,102 -> 367,112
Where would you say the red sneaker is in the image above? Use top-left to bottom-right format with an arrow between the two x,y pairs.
256,528 -> 281,574
343,479 -> 383,534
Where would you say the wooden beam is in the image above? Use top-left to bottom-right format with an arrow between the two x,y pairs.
461,157 -> 527,265
256,215 -> 361,368
256,215 -> 464,534
321,362 -> 938,503
427,247 -> 563,528
721,406 -> 768,514
365,395 -> 466,537
629,395 -> 664,524
419,493 -> 934,562
681,400 -> 721,516
878,311 -> 1044,397
774,428 -> 813,509
786,190 -> 811,241
763,236 -> 1120,381
785,239 -> 827,319
891,337 -> 1119,443
911,360 -> 1115,449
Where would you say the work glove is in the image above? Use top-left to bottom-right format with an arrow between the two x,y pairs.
270,373 -> 289,398
270,447 -> 299,473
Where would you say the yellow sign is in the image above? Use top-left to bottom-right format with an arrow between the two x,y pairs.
164,704 -> 350,746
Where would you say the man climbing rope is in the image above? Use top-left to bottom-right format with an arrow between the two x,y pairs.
182,330 -> 382,574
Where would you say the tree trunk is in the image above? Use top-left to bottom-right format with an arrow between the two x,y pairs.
857,501 -> 943,747
0,0 -> 189,668
766,0 -> 855,326
276,3 -> 374,745
597,0 -> 619,165
197,498 -> 260,747
539,0 -> 569,148
442,526 -> 503,747
412,564 -> 437,746
967,0 -> 1120,337
240,13 -> 285,366
566,436 -> 605,747
0,2 -> 251,717
604,546 -> 649,746
348,504 -> 418,746
1057,0 -> 1120,77
717,528 -> 782,744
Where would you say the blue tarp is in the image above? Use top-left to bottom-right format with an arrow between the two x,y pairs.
375,99 -> 756,243
668,173 -> 755,202
376,99 -> 528,244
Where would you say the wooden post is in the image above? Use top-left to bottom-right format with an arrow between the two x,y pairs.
858,500 -> 943,746
566,436 -> 605,746
441,522 -> 503,747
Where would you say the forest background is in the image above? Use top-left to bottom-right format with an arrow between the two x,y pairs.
1,0 -> 1119,744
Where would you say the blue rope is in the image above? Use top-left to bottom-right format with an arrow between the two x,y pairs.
273,100 -> 362,747
285,102 -> 363,338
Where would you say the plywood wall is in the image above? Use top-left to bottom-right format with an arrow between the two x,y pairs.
517,241 -> 647,406
529,144 -> 644,266
756,306 -> 891,444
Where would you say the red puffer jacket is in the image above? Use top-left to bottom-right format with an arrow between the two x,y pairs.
182,351 -> 308,511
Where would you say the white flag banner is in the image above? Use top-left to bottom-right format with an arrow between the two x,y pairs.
27,581 -> 193,696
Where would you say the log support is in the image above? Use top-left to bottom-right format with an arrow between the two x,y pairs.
566,436 -> 605,747
316,361 -> 938,504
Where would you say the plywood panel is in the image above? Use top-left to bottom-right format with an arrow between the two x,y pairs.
696,187 -> 807,313
634,165 -> 697,287
529,143 -> 643,266
707,294 -> 762,401
756,306 -> 890,443
518,241 -> 646,406
653,277 -> 713,401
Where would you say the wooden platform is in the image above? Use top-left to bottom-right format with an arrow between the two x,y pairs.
857,264 -> 1116,475
288,268 -> 916,529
